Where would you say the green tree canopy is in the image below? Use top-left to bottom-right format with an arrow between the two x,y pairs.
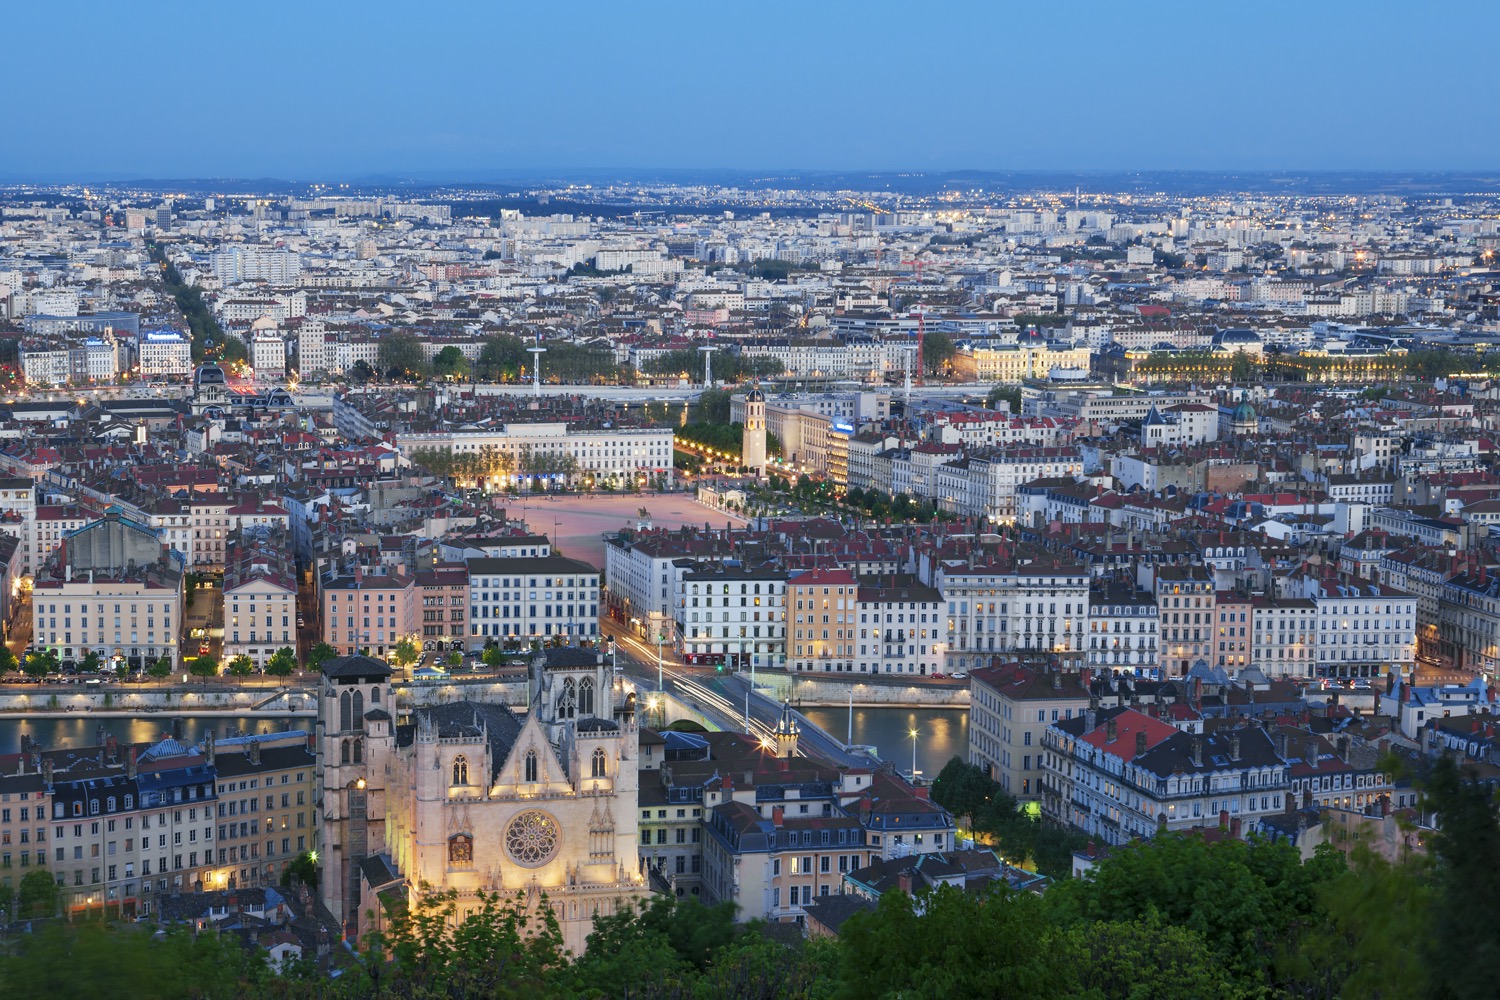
377,331 -> 430,380
266,647 -> 298,679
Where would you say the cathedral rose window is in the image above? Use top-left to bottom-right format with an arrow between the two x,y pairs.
505,810 -> 560,867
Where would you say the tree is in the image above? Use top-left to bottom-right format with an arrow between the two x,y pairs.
147,655 -> 172,679
18,867 -> 59,918
377,331 -> 430,380
445,651 -> 463,669
931,756 -> 1000,833
350,358 -> 375,382
23,648 -> 58,679
79,650 -> 101,674
307,642 -> 338,670
188,655 -> 218,684
281,851 -> 320,890
986,385 -> 1022,413
227,654 -> 255,677
433,345 -> 470,379
482,647 -> 504,669
1421,753 -> 1500,999
0,645 -> 16,676
266,646 -> 298,681
923,330 -> 955,375
392,636 -> 421,669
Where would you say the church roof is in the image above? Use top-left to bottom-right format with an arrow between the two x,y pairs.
405,700 -> 524,769
322,654 -> 393,680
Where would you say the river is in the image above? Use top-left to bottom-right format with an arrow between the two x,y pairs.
0,715 -> 307,754
800,706 -> 968,781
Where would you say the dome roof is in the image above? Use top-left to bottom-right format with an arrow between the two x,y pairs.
194,364 -> 226,386
1232,401 -> 1257,422
745,387 -> 765,402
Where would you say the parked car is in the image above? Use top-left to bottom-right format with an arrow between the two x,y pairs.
951,672 -> 969,680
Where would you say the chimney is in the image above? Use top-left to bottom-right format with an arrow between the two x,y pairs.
771,806 -> 784,827
1306,741 -> 1319,768
1229,732 -> 1241,762
1105,718 -> 1118,743
1135,731 -> 1148,756
1230,816 -> 1242,838
1190,737 -> 1203,767
205,731 -> 216,766
41,757 -> 54,789
897,871 -> 914,896
127,746 -> 138,780
1219,808 -> 1229,829
249,740 -> 261,766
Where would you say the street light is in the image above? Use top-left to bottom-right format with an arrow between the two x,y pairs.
909,727 -> 920,783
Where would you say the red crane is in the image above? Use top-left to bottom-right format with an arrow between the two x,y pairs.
901,258 -> 926,384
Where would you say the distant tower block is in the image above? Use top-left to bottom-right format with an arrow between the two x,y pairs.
742,385 -> 767,476
698,344 -> 718,388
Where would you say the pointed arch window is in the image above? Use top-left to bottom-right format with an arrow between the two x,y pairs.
524,750 -> 539,783
578,677 -> 595,717
591,747 -> 607,778
452,755 -> 469,786
352,690 -> 365,730
371,686 -> 381,705
340,739 -> 351,765
339,691 -> 352,732
557,678 -> 576,720
352,738 -> 363,765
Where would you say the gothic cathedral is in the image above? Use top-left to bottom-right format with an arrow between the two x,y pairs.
317,649 -> 649,955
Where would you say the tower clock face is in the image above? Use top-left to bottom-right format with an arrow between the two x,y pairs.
505,810 -> 561,867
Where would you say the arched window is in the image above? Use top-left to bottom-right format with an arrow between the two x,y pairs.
352,690 -> 365,729
591,748 -> 607,778
452,755 -> 469,786
578,677 -> 594,717
352,739 -> 363,765
339,691 -> 352,733
524,750 -> 538,783
340,739 -> 350,765
557,679 -> 576,720
371,686 -> 381,705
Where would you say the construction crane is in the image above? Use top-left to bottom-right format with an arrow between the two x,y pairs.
901,258 -> 927,385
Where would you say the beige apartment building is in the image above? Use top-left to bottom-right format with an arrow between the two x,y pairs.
969,662 -> 1091,801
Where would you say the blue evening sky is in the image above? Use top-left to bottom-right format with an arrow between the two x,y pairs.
6,0 -> 1497,180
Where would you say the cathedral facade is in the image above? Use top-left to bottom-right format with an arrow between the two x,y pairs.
317,649 -> 649,955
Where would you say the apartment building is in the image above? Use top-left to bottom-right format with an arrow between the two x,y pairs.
207,733 -> 318,891
679,566 -> 787,671
415,563 -> 469,651
320,566 -> 418,657
854,578 -> 943,677
1250,596 -> 1318,678
1154,565 -> 1216,677
1085,581 -> 1160,673
466,554 -> 600,650
788,568 -> 859,673
31,512 -> 186,670
222,529 -> 298,668
969,663 -> 1090,800
1041,708 -> 1290,846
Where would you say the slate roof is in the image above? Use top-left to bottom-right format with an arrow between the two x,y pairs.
321,654 -> 393,681
403,700 -> 524,770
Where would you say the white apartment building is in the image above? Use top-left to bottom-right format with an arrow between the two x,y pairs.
297,320 -> 326,373
137,331 -> 194,377
251,330 -> 287,377
30,513 -> 186,670
854,580 -> 944,676
679,567 -> 787,671
1250,596 -> 1317,678
466,555 -> 600,650
222,532 -> 298,668
1085,583 -> 1160,673
1302,577 -> 1418,680
934,554 -> 1090,671
211,247 -> 302,285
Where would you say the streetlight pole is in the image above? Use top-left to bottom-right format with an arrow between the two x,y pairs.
657,630 -> 664,694
909,726 -> 919,783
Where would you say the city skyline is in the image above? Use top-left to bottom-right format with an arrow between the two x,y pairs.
7,1 -> 1500,180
